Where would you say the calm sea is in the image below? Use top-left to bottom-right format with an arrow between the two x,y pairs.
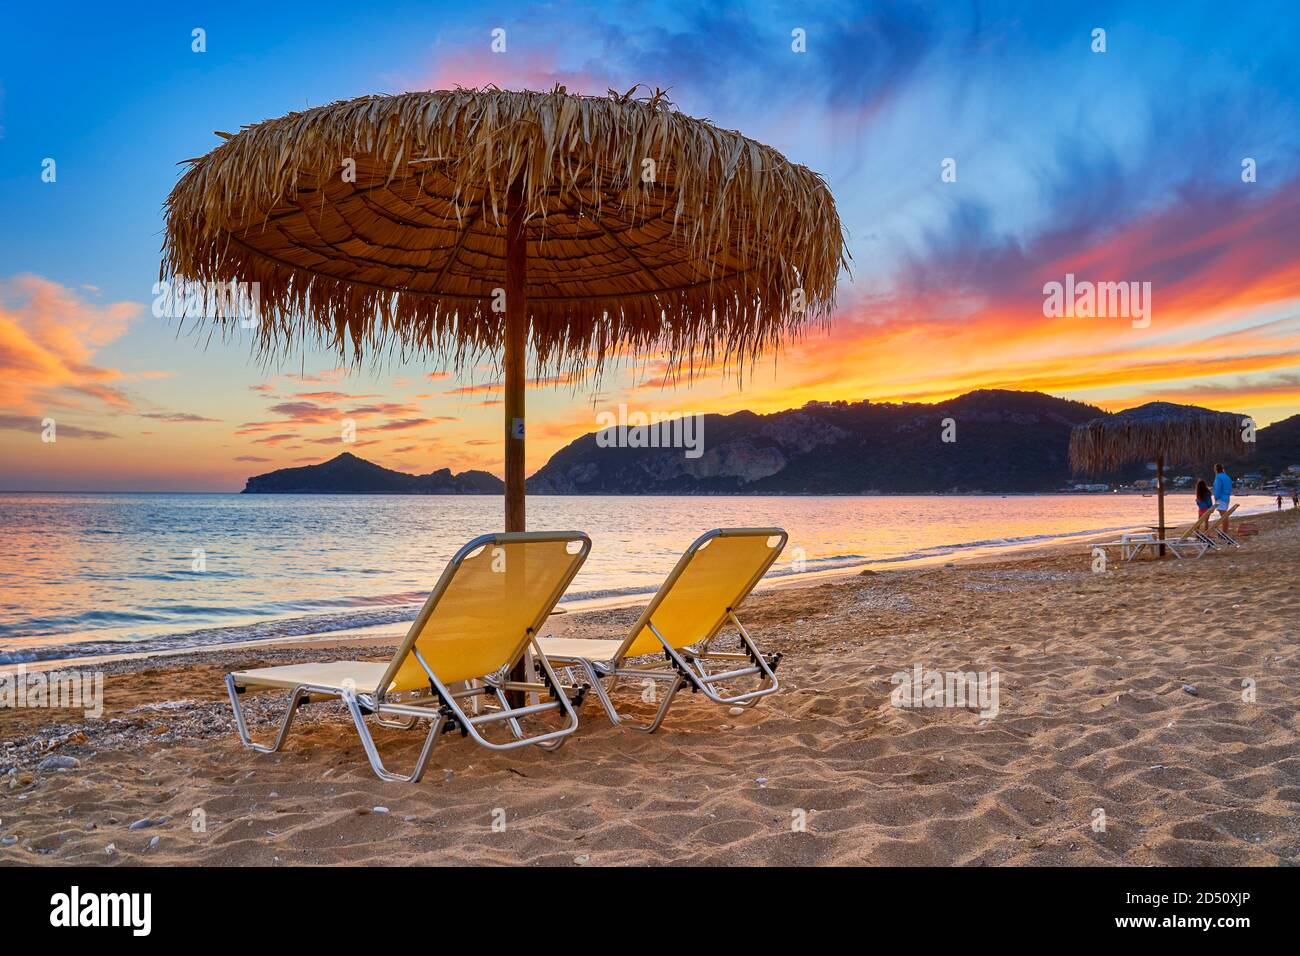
0,492 -> 1270,664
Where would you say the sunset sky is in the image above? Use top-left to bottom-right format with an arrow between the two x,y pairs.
2,1 -> 1299,491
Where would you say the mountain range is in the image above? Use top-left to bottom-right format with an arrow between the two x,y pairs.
241,390 -> 1300,495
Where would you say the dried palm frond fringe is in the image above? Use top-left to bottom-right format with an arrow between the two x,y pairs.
1068,402 -> 1251,474
161,86 -> 849,378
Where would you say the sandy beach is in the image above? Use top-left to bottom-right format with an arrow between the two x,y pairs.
2,509 -> 1296,866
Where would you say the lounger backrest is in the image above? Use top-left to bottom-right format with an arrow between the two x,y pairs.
1208,504 -> 1239,529
379,532 -> 590,694
617,528 -> 786,660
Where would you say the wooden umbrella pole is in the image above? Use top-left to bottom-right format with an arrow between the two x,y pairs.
504,176 -> 528,534
504,175 -> 528,706
1156,454 -> 1166,558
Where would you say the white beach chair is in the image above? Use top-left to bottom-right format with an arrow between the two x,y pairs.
1090,519 -> 1209,561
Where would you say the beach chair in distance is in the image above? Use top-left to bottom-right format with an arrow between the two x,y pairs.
537,528 -> 787,733
225,531 -> 592,782
1089,519 -> 1208,561
1163,514 -> 1213,558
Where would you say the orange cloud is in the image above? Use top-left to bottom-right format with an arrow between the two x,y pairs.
0,274 -> 143,413
730,178 -> 1300,426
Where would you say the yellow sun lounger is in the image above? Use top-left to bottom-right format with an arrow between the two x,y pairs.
1201,503 -> 1240,547
226,531 -> 591,782
538,528 -> 786,733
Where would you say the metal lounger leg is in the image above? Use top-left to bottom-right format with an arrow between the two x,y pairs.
489,682 -> 528,741
530,637 -> 594,749
226,675 -> 310,754
724,612 -> 781,703
410,644 -> 582,752
577,658 -> 683,733
227,675 -> 445,783
486,680 -> 565,751
342,690 -> 445,784
652,615 -> 780,707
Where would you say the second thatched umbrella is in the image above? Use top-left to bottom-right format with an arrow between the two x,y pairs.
162,86 -> 846,531
1069,402 -> 1252,554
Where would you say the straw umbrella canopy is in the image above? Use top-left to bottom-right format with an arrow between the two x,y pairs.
1069,402 -> 1252,551
162,86 -> 847,533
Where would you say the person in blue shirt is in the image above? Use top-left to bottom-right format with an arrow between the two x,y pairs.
1212,463 -> 1233,534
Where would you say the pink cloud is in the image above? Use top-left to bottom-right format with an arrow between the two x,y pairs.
424,49 -> 610,97
0,274 -> 144,413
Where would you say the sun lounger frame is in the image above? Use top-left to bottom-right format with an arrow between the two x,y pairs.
1090,533 -> 1208,561
1090,502 -> 1244,563
225,531 -> 591,782
1200,504 -> 1240,548
548,528 -> 786,733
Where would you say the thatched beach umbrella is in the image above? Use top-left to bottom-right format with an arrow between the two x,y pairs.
1069,402 -> 1252,553
162,86 -> 846,533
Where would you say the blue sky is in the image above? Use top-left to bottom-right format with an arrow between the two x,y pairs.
3,1 -> 1299,489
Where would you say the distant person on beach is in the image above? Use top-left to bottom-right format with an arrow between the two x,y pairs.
1213,463 -> 1233,534
1293,490 -> 1299,509
1196,479 -> 1214,520
1279,495 -> 1284,510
